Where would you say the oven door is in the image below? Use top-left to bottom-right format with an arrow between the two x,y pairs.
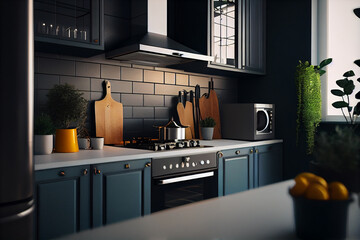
151,170 -> 218,213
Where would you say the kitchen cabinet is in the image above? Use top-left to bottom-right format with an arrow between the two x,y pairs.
218,147 -> 254,196
35,165 -> 91,240
168,0 -> 266,75
34,0 -> 104,56
92,158 -> 151,227
256,143 -> 283,187
218,143 -> 282,196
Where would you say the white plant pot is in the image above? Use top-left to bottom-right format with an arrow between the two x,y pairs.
34,135 -> 53,155
78,138 -> 90,149
91,137 -> 104,150
201,127 -> 214,140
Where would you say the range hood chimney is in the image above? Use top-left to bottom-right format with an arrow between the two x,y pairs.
106,0 -> 213,67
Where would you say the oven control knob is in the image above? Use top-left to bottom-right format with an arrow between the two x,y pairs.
181,162 -> 185,168
200,160 -> 205,165
186,163 -> 190,168
183,156 -> 191,162
176,164 -> 179,168
192,162 -> 196,167
206,160 -> 210,165
169,164 -> 173,169
163,165 -> 166,170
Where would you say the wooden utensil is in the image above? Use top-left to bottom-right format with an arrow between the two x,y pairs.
199,80 -> 222,139
177,90 -> 194,139
95,80 -> 123,144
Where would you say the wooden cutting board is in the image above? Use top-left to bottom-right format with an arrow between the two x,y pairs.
199,89 -> 221,139
177,101 -> 195,139
95,80 -> 123,144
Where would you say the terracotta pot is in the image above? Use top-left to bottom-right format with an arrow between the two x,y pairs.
55,129 -> 79,153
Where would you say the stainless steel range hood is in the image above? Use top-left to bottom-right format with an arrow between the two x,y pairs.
106,0 -> 213,67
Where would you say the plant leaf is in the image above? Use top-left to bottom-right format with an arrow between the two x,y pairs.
343,80 -> 355,95
332,101 -> 349,108
354,102 -> 360,115
354,59 -> 360,67
336,79 -> 348,88
343,70 -> 355,77
319,58 -> 332,68
355,91 -> 360,100
330,89 -> 345,96
319,70 -> 326,76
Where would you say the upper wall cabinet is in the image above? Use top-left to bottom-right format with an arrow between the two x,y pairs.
168,0 -> 266,75
34,0 -> 104,56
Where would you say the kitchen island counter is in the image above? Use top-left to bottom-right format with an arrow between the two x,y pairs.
35,139 -> 282,170
58,180 -> 360,240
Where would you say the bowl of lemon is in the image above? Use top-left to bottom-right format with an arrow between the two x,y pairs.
289,172 -> 353,239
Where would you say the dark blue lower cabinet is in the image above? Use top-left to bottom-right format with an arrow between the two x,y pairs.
219,143 -> 283,196
256,143 -> 283,187
92,159 -> 151,227
35,165 -> 91,240
218,147 -> 254,196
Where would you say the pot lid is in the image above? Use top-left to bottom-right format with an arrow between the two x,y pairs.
165,117 -> 182,128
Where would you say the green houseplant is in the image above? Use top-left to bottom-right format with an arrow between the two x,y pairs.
46,83 -> 88,153
34,113 -> 55,155
200,117 -> 216,140
330,59 -> 360,125
295,58 -> 332,154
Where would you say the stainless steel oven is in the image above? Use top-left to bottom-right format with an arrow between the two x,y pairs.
151,152 -> 218,213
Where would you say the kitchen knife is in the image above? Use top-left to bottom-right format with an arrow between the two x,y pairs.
194,85 -> 201,139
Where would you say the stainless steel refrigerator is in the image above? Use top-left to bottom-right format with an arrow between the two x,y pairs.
0,0 -> 34,239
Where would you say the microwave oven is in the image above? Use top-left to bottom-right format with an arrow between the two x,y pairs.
221,103 -> 275,140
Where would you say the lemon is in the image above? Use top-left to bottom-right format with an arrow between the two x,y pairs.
297,172 -> 316,181
329,181 -> 349,200
311,176 -> 328,189
305,183 -> 330,200
290,176 -> 309,196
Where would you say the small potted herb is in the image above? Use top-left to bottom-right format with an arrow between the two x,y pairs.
34,113 -> 55,155
46,83 -> 87,153
200,117 -> 216,140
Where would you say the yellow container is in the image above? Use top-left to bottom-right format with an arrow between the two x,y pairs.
55,129 -> 79,153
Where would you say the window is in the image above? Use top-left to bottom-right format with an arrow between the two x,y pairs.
313,0 -> 360,121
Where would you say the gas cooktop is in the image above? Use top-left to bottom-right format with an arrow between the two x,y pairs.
124,137 -> 207,151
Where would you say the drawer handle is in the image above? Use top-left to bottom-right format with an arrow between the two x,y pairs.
145,162 -> 151,168
255,149 -> 259,153
58,171 -> 65,176
217,152 -> 223,158
250,149 -> 254,154
83,169 -> 88,175
125,164 -> 130,169
94,168 -> 101,175
235,150 -> 241,155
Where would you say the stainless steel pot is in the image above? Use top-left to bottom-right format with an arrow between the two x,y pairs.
155,118 -> 187,141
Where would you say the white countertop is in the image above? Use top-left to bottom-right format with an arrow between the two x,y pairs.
58,180 -> 360,240
35,139 -> 283,170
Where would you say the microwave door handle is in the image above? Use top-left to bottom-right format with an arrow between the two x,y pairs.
158,171 -> 214,185
257,109 -> 270,133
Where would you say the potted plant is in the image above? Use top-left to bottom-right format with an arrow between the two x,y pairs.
313,126 -> 360,192
34,113 -> 55,155
295,58 -> 332,154
46,83 -> 87,153
200,117 -> 216,140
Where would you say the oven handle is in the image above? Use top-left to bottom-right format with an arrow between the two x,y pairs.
158,171 -> 215,185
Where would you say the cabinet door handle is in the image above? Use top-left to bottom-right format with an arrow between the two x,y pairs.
217,151 -> 224,158
94,168 -> 101,175
255,149 -> 259,153
83,169 -> 88,175
124,164 -> 130,169
58,171 -> 65,176
250,149 -> 253,154
235,150 -> 241,155
145,162 -> 151,168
